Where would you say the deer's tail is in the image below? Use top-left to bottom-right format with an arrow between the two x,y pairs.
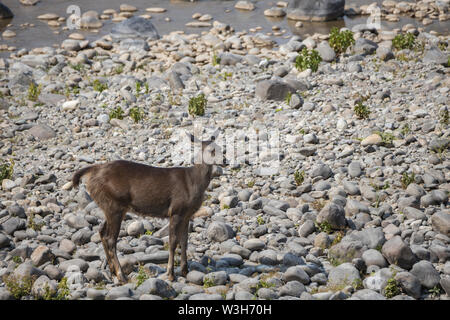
72,166 -> 95,188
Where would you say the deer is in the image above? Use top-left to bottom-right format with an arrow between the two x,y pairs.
71,130 -> 222,283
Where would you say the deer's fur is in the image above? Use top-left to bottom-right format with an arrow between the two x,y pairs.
72,134 -> 220,283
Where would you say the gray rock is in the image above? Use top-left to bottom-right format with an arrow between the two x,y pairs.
0,233 -> 10,248
344,228 -> 385,249
0,3 -> 13,19
317,41 -> 336,62
136,278 -> 176,299
348,161 -> 362,177
362,249 -> 387,268
1,217 -> 26,235
354,38 -> 378,55
87,288 -> 107,300
203,271 -> 228,286
111,17 -> 160,40
394,272 -> 422,299
0,287 -> 13,300
189,293 -> 224,300
328,240 -> 365,263
234,291 -> 255,300
31,245 -> 54,267
59,259 -> 89,272
352,289 -> 386,300
441,276 -> 450,296
279,280 -> 306,297
381,236 -> 416,270
376,46 -> 394,61
105,285 -> 132,300
64,214 -> 90,229
243,239 -> 265,251
28,124 -> 56,140
282,266 -> 310,284
206,221 -> 235,242
71,228 -> 94,245
13,261 -> 45,279
289,93 -> 304,109
316,203 -> 346,230
328,263 -> 361,287
258,249 -> 279,265
431,211 -> 450,236
31,275 -> 57,299
186,270 -> 205,285
403,207 -> 426,221
310,164 -> 333,179
410,261 -> 441,289
423,46 -> 449,66
298,220 -> 315,237
219,53 -> 243,66
127,221 -> 145,237
288,0 -> 345,22
255,80 -> 295,101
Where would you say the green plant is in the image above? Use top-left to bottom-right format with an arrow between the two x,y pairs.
144,82 -> 149,95
144,230 -> 153,236
294,170 -> 305,186
109,106 -> 124,120
316,221 -> 332,234
247,180 -> 255,188
354,101 -> 371,119
392,33 -> 416,51
439,108 -> 449,125
27,83 -> 42,102
329,27 -> 355,55
136,265 -> 149,287
3,275 -> 35,299
114,64 -> 124,75
212,53 -> 221,66
256,215 -> 264,225
12,256 -> 22,264
54,277 -> 70,300
203,277 -> 215,288
28,213 -> 44,231
295,48 -> 322,72
69,63 -> 84,72
374,131 -> 396,145
285,91 -> 292,105
331,231 -> 345,246
135,82 -> 142,96
428,285 -> 441,298
351,278 -> 363,290
219,71 -> 233,81
384,278 -> 401,298
0,159 -> 14,183
257,279 -> 275,290
401,172 -> 415,189
400,123 -> 410,136
188,93 -> 207,117
92,79 -> 108,93
129,107 -> 144,123
311,199 -> 326,211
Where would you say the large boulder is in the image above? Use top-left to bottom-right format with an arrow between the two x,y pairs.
0,3 -> 13,19
111,17 -> 160,41
288,0 -> 345,22
381,236 -> 417,270
255,80 -> 295,101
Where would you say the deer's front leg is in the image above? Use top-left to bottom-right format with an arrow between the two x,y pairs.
166,218 -> 178,281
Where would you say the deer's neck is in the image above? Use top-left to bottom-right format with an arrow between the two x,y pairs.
190,163 -> 213,193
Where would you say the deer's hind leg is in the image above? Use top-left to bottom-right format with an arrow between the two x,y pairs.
97,197 -> 128,284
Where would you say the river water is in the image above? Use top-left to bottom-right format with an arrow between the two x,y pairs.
0,0 -> 449,54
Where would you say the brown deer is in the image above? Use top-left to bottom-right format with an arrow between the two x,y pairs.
71,131 -> 222,283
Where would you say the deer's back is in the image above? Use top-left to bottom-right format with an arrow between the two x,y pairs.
85,160 -> 194,218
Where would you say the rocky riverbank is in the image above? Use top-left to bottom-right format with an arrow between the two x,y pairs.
0,8 -> 449,300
